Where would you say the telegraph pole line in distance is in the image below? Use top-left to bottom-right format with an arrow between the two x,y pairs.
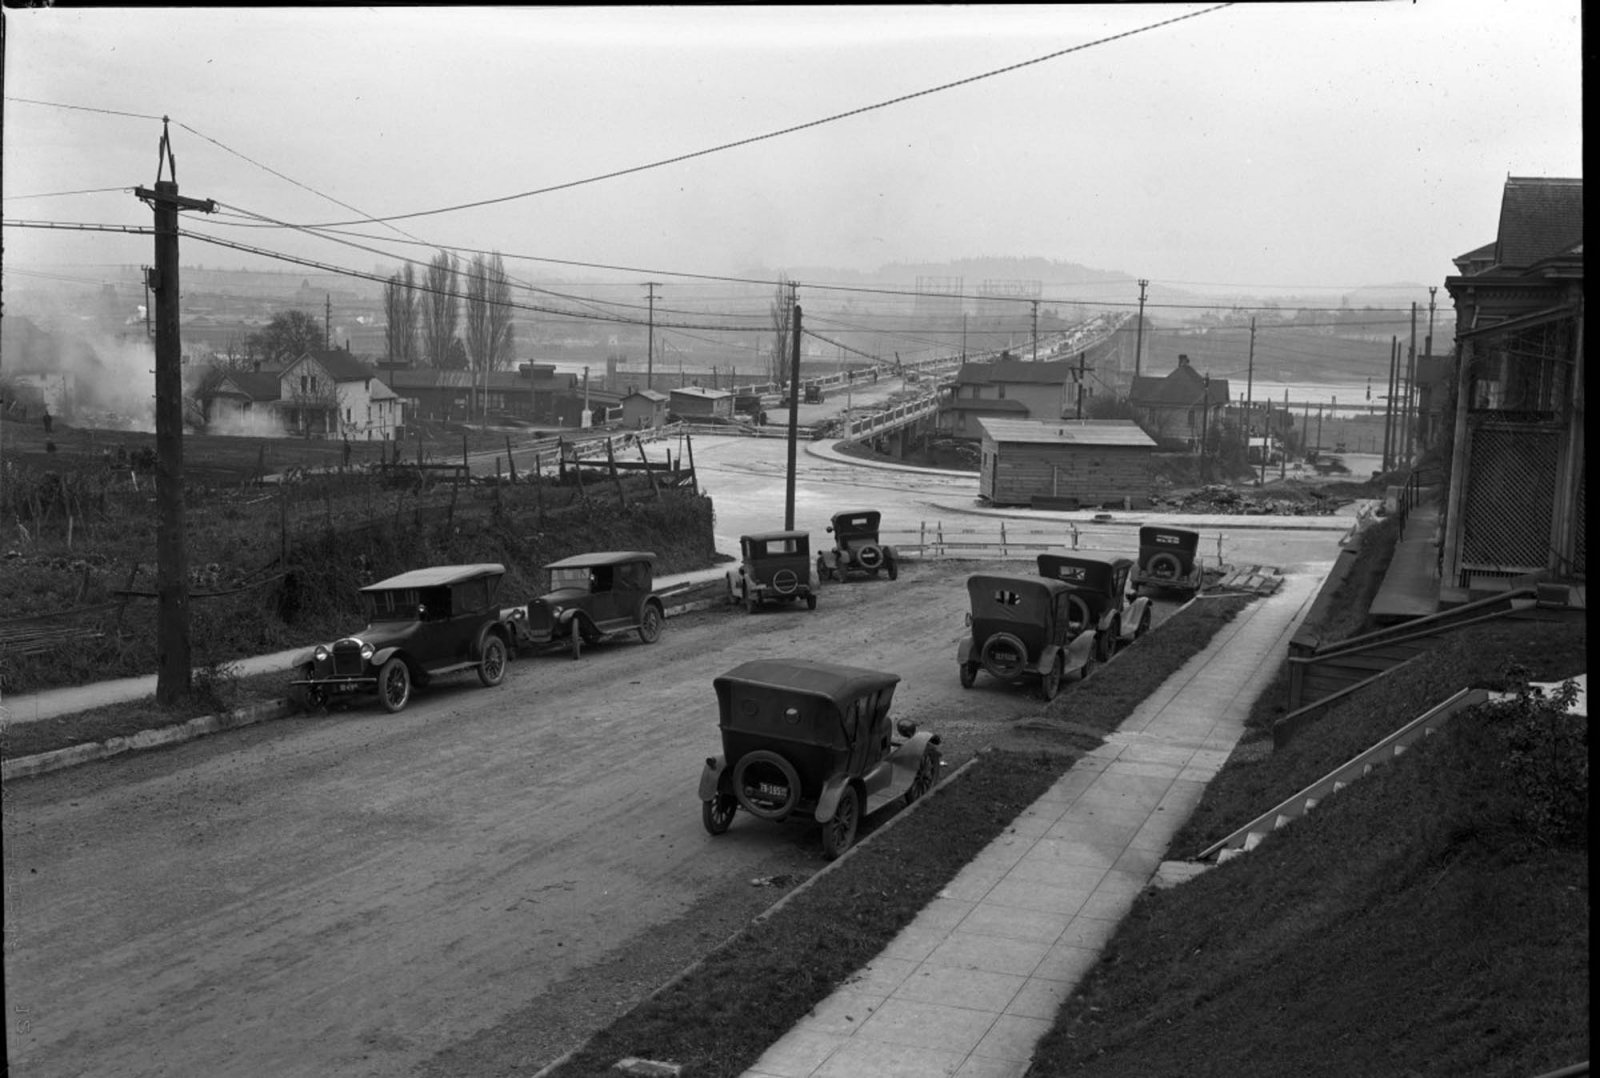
784,303 -> 802,530
135,119 -> 215,706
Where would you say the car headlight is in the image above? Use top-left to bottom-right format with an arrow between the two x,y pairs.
552,605 -> 563,616
360,643 -> 374,660
313,645 -> 329,662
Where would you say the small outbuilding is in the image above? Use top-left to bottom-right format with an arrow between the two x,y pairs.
977,418 -> 1158,508
619,389 -> 670,429
668,386 -> 735,420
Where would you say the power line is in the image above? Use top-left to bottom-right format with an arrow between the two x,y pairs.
2,186 -> 133,202
283,4 -> 1236,229
4,96 -> 164,121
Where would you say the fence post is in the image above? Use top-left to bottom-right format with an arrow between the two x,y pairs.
1216,533 -> 1225,569
1000,520 -> 1007,557
605,438 -> 628,506
506,436 -> 518,482
920,520 -> 926,554
637,440 -> 663,498
937,521 -> 945,557
1071,523 -> 1079,550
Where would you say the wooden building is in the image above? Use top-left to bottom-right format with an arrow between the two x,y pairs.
668,386 -> 734,420
977,418 -> 1158,508
619,389 -> 670,429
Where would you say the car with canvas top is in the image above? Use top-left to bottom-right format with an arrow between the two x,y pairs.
727,530 -> 820,613
817,509 -> 900,582
1132,525 -> 1204,595
291,563 -> 513,713
1036,552 -> 1153,662
697,659 -> 942,859
957,572 -> 1097,700
506,550 -> 666,659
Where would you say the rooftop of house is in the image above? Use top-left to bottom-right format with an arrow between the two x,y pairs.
1129,356 -> 1231,408
1496,176 -> 1583,269
954,358 -> 1079,386
977,417 -> 1157,448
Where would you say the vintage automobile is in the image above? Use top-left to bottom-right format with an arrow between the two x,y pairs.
726,530 -> 820,613
506,550 -> 665,659
817,509 -> 900,582
1131,525 -> 1205,595
697,659 -> 942,859
957,573 -> 1097,700
1036,552 -> 1153,662
291,563 -> 513,714
804,382 -> 825,404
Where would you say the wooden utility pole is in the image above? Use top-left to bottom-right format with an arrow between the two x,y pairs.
784,303 -> 802,530
1382,336 -> 1399,471
645,281 -> 659,390
1134,278 -> 1149,378
1076,352 -> 1089,419
1401,301 -> 1418,466
135,120 -> 215,705
324,294 -> 332,349
1243,317 -> 1256,463
1030,300 -> 1039,362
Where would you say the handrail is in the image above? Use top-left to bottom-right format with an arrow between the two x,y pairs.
1304,587 -> 1537,659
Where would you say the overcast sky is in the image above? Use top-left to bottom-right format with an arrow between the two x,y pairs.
1,2 -> 1584,301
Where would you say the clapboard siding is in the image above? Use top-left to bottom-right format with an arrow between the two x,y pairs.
983,444 -> 1154,506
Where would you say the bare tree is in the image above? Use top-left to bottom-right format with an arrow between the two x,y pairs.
383,263 -> 420,366
464,251 -> 515,417
769,274 -> 794,388
423,250 -> 460,369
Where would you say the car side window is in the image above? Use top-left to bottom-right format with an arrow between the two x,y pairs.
454,578 -> 489,614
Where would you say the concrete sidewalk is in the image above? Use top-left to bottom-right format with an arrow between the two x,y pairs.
740,569 -> 1323,1078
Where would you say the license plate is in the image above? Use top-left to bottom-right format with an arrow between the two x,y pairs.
758,783 -> 788,798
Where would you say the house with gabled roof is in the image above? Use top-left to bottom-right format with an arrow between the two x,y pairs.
1127,354 -> 1230,450
937,357 -> 1081,438
977,417 -> 1158,507
277,347 -> 402,440
1440,175 -> 1583,603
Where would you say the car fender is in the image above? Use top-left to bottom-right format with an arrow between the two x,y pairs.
957,637 -> 976,665
1036,642 -> 1063,674
818,550 -> 840,572
697,756 -> 728,801
474,622 -> 510,659
814,773 -> 859,823
291,647 -> 316,669
371,645 -> 401,668
637,595 -> 664,621
1063,629 -> 1097,671
1123,596 -> 1152,638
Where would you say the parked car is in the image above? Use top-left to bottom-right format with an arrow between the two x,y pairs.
697,659 -> 942,859
1036,553 -> 1153,662
804,383 -> 825,404
726,530 -> 820,613
733,393 -> 768,425
817,509 -> 900,581
506,550 -> 665,659
957,573 -> 1096,700
291,563 -> 513,714
1131,526 -> 1204,595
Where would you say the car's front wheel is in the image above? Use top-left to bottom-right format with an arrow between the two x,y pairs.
821,785 -> 860,860
805,593 -> 817,611
904,745 -> 942,806
300,663 -> 328,711
886,556 -> 899,581
1040,653 -> 1064,701
637,605 -> 664,644
478,636 -> 507,687
1134,607 -> 1151,639
570,629 -> 583,660
958,661 -> 977,689
702,794 -> 738,836
377,658 -> 411,713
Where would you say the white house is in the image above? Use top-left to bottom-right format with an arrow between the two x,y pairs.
277,348 -> 403,440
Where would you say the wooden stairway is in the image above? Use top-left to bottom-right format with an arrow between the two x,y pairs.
1196,687 -> 1491,865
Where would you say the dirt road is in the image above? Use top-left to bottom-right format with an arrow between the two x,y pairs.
2,559 -> 1191,1078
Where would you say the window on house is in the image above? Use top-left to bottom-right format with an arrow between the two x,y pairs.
300,375 -> 308,394
1469,320 -> 1572,418
997,384 -> 1006,399
346,407 -> 352,422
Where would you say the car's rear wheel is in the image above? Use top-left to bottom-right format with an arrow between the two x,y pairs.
732,750 -> 801,820
886,556 -> 899,581
805,593 -> 817,611
1079,651 -> 1096,682
979,632 -> 1028,681
743,581 -> 758,615
477,636 -> 507,687
904,746 -> 942,806
702,794 -> 738,836
570,629 -> 582,660
1148,552 -> 1183,581
958,661 -> 977,688
1041,653 -> 1064,701
637,605 -> 664,644
378,658 -> 411,713
1135,607 -> 1151,639
821,785 -> 860,860
1094,621 -> 1116,663
816,554 -> 831,582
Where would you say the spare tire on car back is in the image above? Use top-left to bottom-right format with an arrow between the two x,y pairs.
855,544 -> 884,570
979,632 -> 1029,681
731,750 -> 802,820
1147,552 -> 1183,580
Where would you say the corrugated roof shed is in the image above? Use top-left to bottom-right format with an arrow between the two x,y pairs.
669,386 -> 733,400
977,418 -> 1156,447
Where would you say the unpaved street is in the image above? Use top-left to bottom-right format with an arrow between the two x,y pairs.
3,559 -> 1206,1078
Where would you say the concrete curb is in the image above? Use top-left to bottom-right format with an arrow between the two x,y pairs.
2,698 -> 297,782
1,600 -> 726,783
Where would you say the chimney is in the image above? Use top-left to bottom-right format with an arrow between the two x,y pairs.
1178,354 -> 1190,367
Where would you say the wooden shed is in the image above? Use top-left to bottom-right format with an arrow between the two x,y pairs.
668,386 -> 734,420
977,418 -> 1158,508
619,389 -> 670,429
